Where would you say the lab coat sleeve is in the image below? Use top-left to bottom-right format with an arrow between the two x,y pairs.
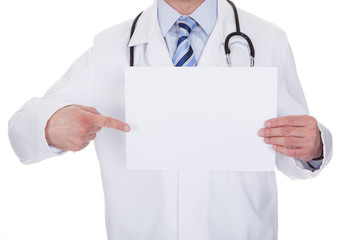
8,48 -> 95,164
275,39 -> 333,180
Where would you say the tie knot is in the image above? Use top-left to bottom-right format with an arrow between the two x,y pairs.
177,16 -> 196,37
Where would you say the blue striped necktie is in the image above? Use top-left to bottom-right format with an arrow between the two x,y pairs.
172,16 -> 197,67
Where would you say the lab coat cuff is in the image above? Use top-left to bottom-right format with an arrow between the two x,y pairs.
294,159 -> 323,172
37,99 -> 72,161
48,145 -> 67,155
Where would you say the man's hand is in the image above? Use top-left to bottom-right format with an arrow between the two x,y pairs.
45,105 -> 131,152
258,115 -> 323,161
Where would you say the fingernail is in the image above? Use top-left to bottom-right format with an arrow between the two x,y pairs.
265,121 -> 271,128
123,125 -> 131,132
258,129 -> 265,137
264,138 -> 270,144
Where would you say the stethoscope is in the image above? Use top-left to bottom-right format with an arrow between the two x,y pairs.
129,0 -> 255,67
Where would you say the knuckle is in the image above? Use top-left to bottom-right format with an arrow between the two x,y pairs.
81,142 -> 89,149
102,117 -> 110,127
76,115 -> 89,126
86,111 -> 97,123
282,127 -> 291,136
78,128 -> 89,137
90,133 -> 97,140
71,145 -> 81,152
286,137 -> 296,146
74,143 -> 89,152
88,107 -> 99,114
288,117 -> 296,126
73,138 -> 84,147
308,128 -> 319,138
76,146 -> 83,152
306,116 -> 317,126
90,126 -> 101,133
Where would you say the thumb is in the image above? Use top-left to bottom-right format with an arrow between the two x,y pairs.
74,105 -> 101,115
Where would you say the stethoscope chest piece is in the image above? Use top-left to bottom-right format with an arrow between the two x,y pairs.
226,53 -> 255,67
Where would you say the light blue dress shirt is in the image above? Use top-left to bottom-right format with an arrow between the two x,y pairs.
157,0 -> 322,171
157,0 -> 217,62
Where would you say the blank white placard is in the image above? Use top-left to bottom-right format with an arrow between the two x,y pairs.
125,67 -> 277,171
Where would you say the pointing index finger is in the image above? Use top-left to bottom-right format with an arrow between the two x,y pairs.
89,113 -> 131,132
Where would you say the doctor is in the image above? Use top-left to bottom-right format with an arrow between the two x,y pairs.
9,0 -> 333,239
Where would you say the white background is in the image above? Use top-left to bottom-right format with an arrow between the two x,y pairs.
0,0 -> 346,239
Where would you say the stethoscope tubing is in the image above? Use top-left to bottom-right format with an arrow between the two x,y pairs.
129,11 -> 143,67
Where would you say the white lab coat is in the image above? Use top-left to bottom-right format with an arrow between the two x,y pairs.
9,0 -> 333,239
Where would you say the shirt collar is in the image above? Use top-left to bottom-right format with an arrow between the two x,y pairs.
157,0 -> 217,37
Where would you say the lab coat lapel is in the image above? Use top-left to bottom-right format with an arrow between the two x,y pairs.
128,0 -> 173,67
146,24 -> 174,66
196,23 -> 226,67
197,0 -> 239,67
